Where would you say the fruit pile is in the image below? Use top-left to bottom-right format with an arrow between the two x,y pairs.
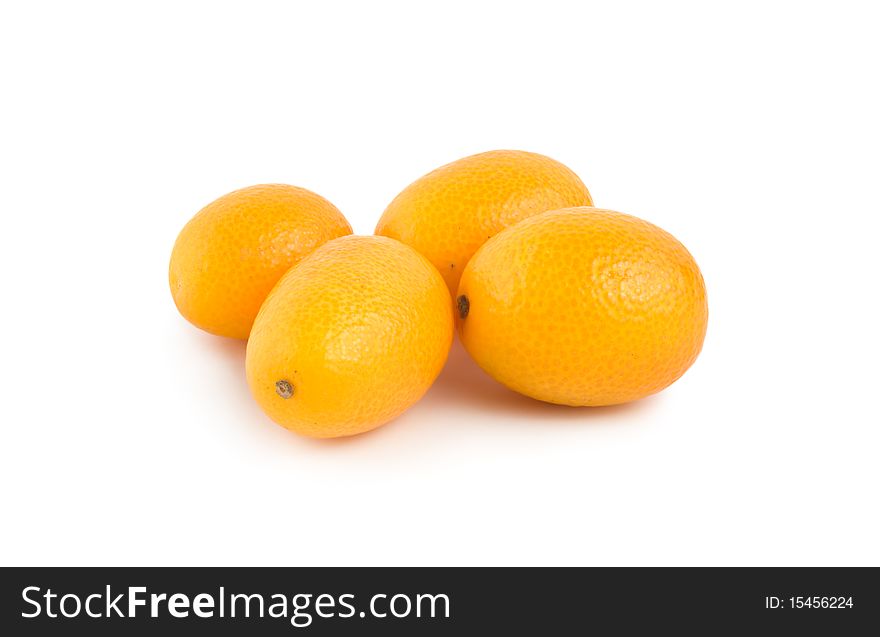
170,150 -> 708,438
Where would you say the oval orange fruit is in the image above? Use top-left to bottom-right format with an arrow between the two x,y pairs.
246,235 -> 453,438
375,150 -> 592,293
169,184 -> 351,339
457,208 -> 708,406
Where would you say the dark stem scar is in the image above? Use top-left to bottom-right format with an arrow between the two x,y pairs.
275,379 -> 294,399
457,294 -> 470,319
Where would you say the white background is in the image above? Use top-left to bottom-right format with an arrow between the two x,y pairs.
1,1 -> 878,566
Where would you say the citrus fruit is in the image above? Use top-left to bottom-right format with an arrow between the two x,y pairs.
456,208 -> 708,406
169,184 -> 351,339
375,150 -> 592,293
246,235 -> 453,438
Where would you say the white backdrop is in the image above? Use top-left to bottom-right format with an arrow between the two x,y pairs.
1,1 -> 878,566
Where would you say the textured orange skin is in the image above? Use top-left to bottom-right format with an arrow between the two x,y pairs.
169,184 -> 352,339
246,236 -> 453,438
457,208 -> 708,406
375,150 -> 592,293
